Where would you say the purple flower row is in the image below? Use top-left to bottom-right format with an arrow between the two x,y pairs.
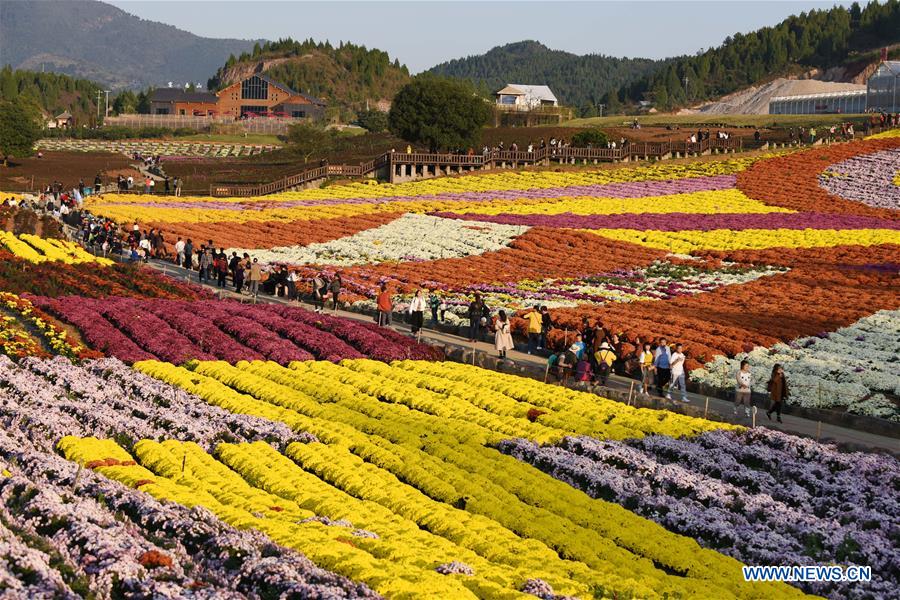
30,296 -> 438,364
819,148 -> 900,210
432,211 -> 900,231
122,174 -> 736,212
0,355 -> 296,450
0,425 -> 378,599
499,429 -> 899,600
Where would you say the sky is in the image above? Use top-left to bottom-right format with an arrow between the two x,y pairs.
109,0 -> 852,73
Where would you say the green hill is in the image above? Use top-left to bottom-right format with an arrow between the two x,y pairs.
621,0 -> 900,110
0,0 -> 257,89
207,38 -> 411,118
427,41 -> 665,116
0,67 -> 101,125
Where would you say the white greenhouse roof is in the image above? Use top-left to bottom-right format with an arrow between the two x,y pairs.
770,90 -> 867,102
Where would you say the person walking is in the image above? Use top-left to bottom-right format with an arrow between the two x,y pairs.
639,342 -> 654,397
330,273 -> 342,311
766,364 -> 789,423
594,341 -> 616,386
215,252 -> 228,288
667,343 -> 689,402
494,310 -> 514,359
93,173 -> 102,194
428,290 -> 441,326
183,239 -> 193,270
249,258 -> 262,298
734,360 -> 753,417
233,254 -> 246,294
311,273 -> 326,312
376,283 -> 392,326
286,270 -> 298,301
174,237 -> 185,267
174,177 -> 182,197
164,176 -> 171,195
467,294 -> 484,343
539,306 -> 551,350
408,289 -> 426,334
524,305 -> 542,354
653,338 -> 672,396
198,247 -> 210,283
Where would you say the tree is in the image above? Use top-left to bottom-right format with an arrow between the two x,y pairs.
112,90 -> 138,115
0,100 -> 42,166
284,123 -> 336,163
136,90 -> 152,114
571,128 -> 608,147
356,109 -> 389,133
389,77 -> 491,152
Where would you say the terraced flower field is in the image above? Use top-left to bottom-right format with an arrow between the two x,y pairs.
86,137 -> 900,420
1,134 -> 897,599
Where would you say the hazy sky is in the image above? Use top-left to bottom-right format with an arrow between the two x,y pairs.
109,1 -> 851,73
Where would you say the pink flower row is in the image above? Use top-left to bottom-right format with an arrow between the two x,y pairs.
31,297 -> 440,364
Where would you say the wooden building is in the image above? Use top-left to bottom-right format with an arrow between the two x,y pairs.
150,74 -> 326,119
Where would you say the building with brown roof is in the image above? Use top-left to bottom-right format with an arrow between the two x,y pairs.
149,74 -> 326,119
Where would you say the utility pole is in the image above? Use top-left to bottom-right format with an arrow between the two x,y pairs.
598,103 -> 606,117
104,90 -> 111,118
683,76 -> 690,100
96,90 -> 103,121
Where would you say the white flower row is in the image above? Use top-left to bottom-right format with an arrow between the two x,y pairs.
230,213 -> 529,266
691,309 -> 900,421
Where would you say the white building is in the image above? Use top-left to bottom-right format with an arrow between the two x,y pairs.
867,61 -> 900,113
495,84 -> 558,110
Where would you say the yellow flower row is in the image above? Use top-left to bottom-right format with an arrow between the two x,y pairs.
88,156 -> 767,208
0,231 -> 112,265
87,188 -> 790,226
123,360 -> 803,599
585,228 -> 900,253
0,292 -> 88,359
0,315 -> 46,359
58,435 -> 616,598
865,128 -> 900,139
458,189 -> 792,217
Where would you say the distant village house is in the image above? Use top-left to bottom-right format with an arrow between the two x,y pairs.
495,84 -> 559,110
47,111 -> 74,129
149,74 -> 326,120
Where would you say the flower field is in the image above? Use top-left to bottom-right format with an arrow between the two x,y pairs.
84,136 -> 900,420
35,139 -> 280,158
0,135 -> 897,597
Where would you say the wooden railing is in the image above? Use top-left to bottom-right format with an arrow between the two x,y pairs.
209,136 -> 746,196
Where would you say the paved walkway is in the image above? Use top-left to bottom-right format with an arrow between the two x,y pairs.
144,258 -> 899,455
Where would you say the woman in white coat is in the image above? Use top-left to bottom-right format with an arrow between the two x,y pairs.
408,289 -> 427,334
494,309 -> 514,359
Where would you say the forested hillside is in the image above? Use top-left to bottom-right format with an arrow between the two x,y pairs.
622,0 -> 900,110
428,41 -> 663,116
207,38 -> 411,117
0,67 -> 100,124
0,0 -> 256,89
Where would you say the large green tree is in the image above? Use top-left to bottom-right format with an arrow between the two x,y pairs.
0,100 -> 42,166
388,77 -> 491,152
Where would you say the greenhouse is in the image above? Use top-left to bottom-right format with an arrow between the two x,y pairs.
768,90 -> 867,115
866,61 -> 900,113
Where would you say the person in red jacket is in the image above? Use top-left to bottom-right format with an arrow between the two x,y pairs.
376,283 -> 393,327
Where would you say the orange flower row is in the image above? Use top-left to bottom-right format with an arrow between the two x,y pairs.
147,212 -> 403,250
292,228 -> 667,301
524,251 -> 899,370
736,138 -> 900,219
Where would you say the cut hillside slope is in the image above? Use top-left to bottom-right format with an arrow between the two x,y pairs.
684,78 -> 867,115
